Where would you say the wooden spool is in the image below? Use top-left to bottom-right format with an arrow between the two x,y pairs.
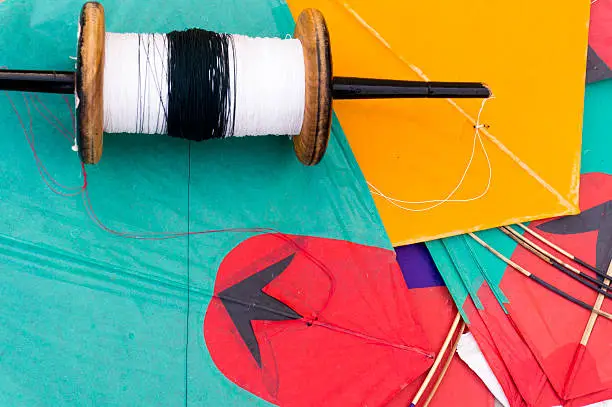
76,2 -> 105,164
75,2 -> 332,166
293,9 -> 333,166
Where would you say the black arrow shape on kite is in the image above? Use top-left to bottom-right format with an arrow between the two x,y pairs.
218,253 -> 303,367
537,201 -> 612,274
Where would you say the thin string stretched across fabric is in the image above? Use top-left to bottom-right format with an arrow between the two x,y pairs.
368,97 -> 493,212
5,90 -> 340,317
3,89 -> 442,384
5,92 -> 87,197
4,91 -> 437,360
31,95 -> 73,142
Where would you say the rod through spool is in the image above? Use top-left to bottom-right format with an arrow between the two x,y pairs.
76,2 -> 332,166
0,2 -> 491,166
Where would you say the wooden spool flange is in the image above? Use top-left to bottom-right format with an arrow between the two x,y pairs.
76,1 -> 105,164
75,3 -> 332,166
293,9 -> 333,166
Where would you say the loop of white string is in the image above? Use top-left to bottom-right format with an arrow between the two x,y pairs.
335,0 -> 497,212
368,97 -> 494,212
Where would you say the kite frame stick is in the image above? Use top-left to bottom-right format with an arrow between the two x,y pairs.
516,223 -> 606,277
500,226 -> 612,293
564,260 -> 612,396
410,313 -> 462,407
468,233 -> 612,321
580,260 -> 612,343
421,321 -> 466,407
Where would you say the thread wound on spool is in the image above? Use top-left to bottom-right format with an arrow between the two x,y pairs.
103,33 -> 168,134
230,35 -> 305,137
167,29 -> 234,141
102,30 -> 306,139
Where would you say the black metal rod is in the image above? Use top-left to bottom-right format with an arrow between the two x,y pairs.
0,70 -> 491,100
0,70 -> 75,94
332,76 -> 491,99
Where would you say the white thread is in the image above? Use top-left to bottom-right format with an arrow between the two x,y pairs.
103,33 -> 169,134
230,35 -> 305,137
368,97 -> 493,212
102,32 -> 305,137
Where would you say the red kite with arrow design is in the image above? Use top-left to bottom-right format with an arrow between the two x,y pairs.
204,234 -> 435,406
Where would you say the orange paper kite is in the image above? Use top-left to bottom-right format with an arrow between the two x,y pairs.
287,0 -> 589,245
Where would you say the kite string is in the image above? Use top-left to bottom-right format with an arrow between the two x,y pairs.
81,189 -> 337,313
82,186 -> 338,313
5,90 -> 336,317
4,92 -> 440,361
4,91 -> 86,196
311,319 -> 434,357
334,1 -> 495,210
332,0 -> 502,212
30,94 -> 73,141
368,97 -> 493,212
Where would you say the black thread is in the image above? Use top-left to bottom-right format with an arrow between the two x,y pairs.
167,29 -> 235,141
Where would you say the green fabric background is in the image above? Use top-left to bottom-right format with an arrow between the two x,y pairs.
427,79 -> 612,318
0,1 -> 390,405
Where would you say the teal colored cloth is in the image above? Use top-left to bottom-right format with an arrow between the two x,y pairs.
0,1 -> 390,405
428,79 -> 612,318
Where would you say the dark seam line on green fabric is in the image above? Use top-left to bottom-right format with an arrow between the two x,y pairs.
185,142 -> 191,407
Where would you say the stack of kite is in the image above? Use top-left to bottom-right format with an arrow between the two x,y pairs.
361,1 -> 612,406
0,0 -> 610,406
